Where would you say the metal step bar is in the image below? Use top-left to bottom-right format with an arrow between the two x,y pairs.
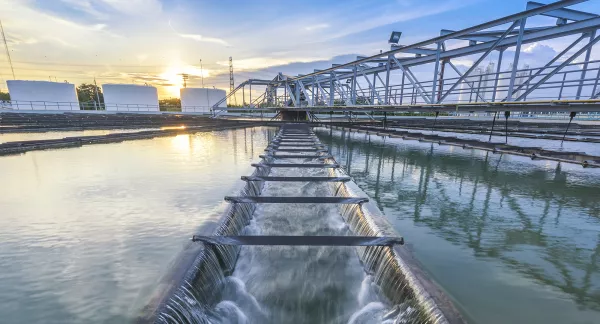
191,235 -> 403,246
252,163 -> 339,168
241,176 -> 351,182
224,196 -> 368,204
259,154 -> 332,159
265,148 -> 327,152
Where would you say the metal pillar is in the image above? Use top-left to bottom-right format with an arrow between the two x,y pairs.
491,49 -> 504,102
576,30 -> 596,99
431,41 -> 442,103
329,74 -> 334,106
385,56 -> 391,104
506,18 -> 527,102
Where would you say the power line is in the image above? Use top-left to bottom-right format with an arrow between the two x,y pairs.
0,19 -> 15,79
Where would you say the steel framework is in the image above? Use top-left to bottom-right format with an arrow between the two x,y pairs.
214,0 -> 600,115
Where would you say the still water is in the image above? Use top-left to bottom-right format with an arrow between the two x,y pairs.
0,127 -> 274,323
0,128 -> 159,144
391,127 -> 600,156
317,127 -> 600,324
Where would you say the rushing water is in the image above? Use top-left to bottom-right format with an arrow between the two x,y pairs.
317,127 -> 600,324
0,127 -> 274,324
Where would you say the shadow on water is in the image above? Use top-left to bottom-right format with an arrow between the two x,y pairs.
317,127 -> 600,317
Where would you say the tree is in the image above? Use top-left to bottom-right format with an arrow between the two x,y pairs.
77,83 -> 103,110
0,90 -> 9,101
159,98 -> 181,111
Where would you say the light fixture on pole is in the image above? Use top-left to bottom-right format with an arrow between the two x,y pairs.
388,31 -> 402,44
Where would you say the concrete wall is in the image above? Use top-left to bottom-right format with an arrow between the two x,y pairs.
102,84 -> 159,111
180,88 -> 226,113
7,80 -> 79,110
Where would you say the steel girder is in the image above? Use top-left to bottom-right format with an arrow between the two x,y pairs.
217,0 -> 600,110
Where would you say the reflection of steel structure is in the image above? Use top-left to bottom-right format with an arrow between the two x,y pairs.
216,1 -> 600,114
323,128 -> 600,312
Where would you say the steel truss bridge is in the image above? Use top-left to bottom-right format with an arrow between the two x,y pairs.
214,0 -> 600,118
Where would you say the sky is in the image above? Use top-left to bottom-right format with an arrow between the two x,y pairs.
0,0 -> 598,99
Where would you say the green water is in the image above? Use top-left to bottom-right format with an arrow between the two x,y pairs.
317,127 -> 600,324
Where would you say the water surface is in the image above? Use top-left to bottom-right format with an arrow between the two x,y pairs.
0,128 -> 158,144
318,127 -> 600,324
0,127 -> 274,323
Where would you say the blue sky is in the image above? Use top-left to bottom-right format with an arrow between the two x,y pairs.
0,0 -> 598,97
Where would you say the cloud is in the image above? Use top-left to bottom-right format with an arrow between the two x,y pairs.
304,24 -> 329,31
97,0 -> 162,16
179,34 -> 230,46
59,0 -> 109,19
216,57 -> 328,72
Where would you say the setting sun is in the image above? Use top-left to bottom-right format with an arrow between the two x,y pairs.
160,64 -> 210,98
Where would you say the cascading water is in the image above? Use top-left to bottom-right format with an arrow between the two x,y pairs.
141,124 -> 464,324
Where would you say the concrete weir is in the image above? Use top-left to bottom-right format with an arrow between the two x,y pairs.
138,124 -> 465,324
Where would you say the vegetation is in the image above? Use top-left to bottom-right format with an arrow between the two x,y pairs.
0,90 -> 9,101
76,83 -> 104,110
159,98 -> 181,112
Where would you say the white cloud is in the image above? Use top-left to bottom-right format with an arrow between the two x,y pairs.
97,0 -> 162,16
304,23 -> 329,31
59,0 -> 108,19
179,34 -> 229,46
217,57 -> 326,71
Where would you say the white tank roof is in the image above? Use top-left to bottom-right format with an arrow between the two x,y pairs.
180,88 -> 226,113
7,80 -> 79,111
102,84 -> 159,111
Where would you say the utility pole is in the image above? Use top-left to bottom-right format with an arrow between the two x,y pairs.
180,73 -> 189,88
229,56 -> 237,105
199,59 -> 204,88
0,19 -> 15,79
93,77 -> 101,110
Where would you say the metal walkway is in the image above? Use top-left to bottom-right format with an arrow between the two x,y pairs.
196,124 -> 403,247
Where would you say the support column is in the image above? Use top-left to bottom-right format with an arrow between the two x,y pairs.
576,30 -> 596,100
385,56 -> 391,104
506,18 -> 526,101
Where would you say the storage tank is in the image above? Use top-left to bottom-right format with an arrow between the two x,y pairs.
102,84 -> 159,111
7,80 -> 79,110
180,88 -> 226,113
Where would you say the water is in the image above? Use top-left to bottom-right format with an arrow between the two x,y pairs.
0,128 -> 159,144
0,127 -> 274,324
161,127 -> 419,324
391,127 -> 600,156
317,127 -> 600,324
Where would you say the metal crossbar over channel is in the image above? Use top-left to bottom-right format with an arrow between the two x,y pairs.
191,235 -> 404,246
224,196 -> 368,204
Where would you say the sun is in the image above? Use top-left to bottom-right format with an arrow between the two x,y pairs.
159,64 -> 210,98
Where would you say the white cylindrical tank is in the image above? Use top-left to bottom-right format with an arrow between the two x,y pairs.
102,84 -> 159,111
6,80 -> 79,110
180,88 -> 226,113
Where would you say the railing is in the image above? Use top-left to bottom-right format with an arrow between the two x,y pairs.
0,100 -> 214,114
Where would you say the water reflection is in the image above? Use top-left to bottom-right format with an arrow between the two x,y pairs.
318,127 -> 600,324
0,127 -> 275,324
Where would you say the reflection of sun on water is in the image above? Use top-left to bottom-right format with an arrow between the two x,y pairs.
170,134 -> 191,153
161,125 -> 186,130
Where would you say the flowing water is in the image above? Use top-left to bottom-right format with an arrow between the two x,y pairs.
0,127 -> 274,324
317,127 -> 600,324
160,128 -> 422,324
